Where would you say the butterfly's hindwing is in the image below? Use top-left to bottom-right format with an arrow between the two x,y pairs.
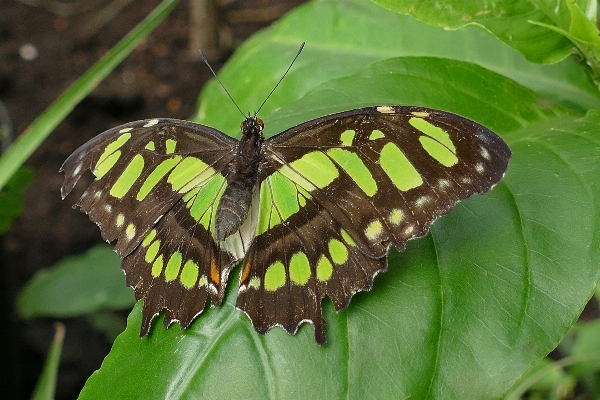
236,106 -> 510,343
237,171 -> 387,344
124,195 -> 236,334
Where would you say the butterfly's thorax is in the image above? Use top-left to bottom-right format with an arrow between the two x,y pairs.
215,117 -> 264,241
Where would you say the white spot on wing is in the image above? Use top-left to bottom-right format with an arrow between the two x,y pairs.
477,132 -> 490,143
437,179 -> 451,190
365,219 -> 384,241
240,277 -> 260,292
119,127 -> 133,133
125,223 -> 136,240
388,209 -> 403,225
376,106 -> 395,114
480,146 -> 490,160
475,163 -> 485,174
208,284 -> 218,296
143,119 -> 160,127
414,196 -> 430,208
116,213 -> 125,228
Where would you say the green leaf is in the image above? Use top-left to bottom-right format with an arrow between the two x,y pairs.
371,0 -> 585,63
507,318 -> 600,398
31,323 -> 65,400
505,357 -> 576,399
0,167 -> 33,234
263,57 -> 571,136
529,1 -> 600,46
567,320 -> 600,395
17,245 -> 134,319
196,0 -> 598,133
78,53 -> 599,398
566,0 -> 600,46
530,0 -> 600,88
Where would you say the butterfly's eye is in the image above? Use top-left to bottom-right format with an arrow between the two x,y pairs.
256,118 -> 264,129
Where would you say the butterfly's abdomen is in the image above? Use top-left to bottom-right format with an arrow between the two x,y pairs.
215,117 -> 264,241
215,178 -> 254,241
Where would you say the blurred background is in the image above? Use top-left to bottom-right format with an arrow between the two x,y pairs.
0,1 -> 303,398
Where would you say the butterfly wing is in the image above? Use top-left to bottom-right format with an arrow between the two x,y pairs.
236,106 -> 511,343
61,118 -> 241,335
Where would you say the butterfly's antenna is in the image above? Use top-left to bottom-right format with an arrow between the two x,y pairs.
255,42 -> 305,116
200,50 -> 246,118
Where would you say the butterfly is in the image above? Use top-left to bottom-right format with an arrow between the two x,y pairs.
61,48 -> 510,344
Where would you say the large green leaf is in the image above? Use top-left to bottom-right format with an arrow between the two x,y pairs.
372,0 -> 594,64
263,56 -> 568,136
78,50 -> 599,398
195,0 -> 598,137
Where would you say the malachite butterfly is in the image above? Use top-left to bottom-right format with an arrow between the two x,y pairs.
61,58 -> 510,345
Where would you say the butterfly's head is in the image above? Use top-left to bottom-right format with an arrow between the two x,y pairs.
241,117 -> 264,138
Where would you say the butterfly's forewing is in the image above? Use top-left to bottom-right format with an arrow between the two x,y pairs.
237,106 -> 511,343
61,118 -> 241,334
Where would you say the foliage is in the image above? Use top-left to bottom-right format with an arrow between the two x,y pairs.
0,167 -> 33,234
17,245 -> 133,319
16,0 -> 600,398
30,324 -> 66,400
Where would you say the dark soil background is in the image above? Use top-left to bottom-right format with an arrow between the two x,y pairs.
0,0 -> 302,398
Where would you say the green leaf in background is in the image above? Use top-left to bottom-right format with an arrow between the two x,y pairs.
565,0 -> 600,48
507,317 -> 600,398
263,56 -> 571,136
77,45 -> 600,397
196,0 -> 599,135
372,0 -> 592,64
565,320 -> 600,395
505,356 -> 576,399
530,0 -> 600,87
0,167 -> 33,234
17,245 -> 134,319
86,311 -> 129,343
31,323 -> 65,400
